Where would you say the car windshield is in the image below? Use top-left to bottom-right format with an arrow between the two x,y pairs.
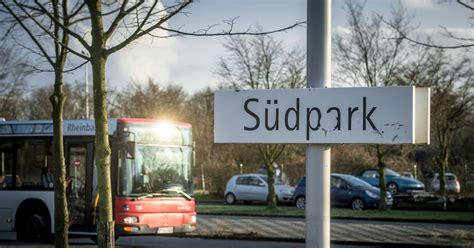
340,175 -> 374,188
259,175 -> 283,185
384,168 -> 400,177
445,175 -> 456,181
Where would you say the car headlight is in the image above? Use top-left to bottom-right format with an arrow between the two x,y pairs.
365,190 -> 379,199
411,182 -> 424,188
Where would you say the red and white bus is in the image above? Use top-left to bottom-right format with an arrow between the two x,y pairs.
0,118 -> 196,241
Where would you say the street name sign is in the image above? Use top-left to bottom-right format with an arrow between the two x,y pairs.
214,86 -> 430,144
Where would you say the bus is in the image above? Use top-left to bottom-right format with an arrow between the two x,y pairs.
0,118 -> 196,241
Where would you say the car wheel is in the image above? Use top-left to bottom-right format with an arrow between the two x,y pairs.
295,196 -> 305,209
351,198 -> 365,210
225,193 -> 237,205
387,182 -> 399,195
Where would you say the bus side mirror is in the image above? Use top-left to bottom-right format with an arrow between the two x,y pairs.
126,141 -> 136,159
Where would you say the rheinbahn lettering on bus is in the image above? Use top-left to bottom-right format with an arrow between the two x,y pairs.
0,118 -> 196,241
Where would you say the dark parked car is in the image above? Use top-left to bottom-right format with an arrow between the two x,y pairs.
292,174 -> 393,210
357,168 -> 425,194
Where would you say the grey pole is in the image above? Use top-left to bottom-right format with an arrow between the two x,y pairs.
85,62 -> 89,119
306,0 -> 331,248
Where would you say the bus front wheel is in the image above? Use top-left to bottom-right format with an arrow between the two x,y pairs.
17,204 -> 51,242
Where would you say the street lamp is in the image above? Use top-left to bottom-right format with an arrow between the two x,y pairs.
82,50 -> 90,119
239,163 -> 243,174
413,164 -> 417,179
465,164 -> 468,188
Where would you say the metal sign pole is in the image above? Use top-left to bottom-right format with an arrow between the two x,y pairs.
306,0 -> 331,247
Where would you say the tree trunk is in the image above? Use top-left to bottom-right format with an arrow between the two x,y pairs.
376,145 -> 387,210
436,125 -> 452,211
50,71 -> 69,248
87,0 -> 114,247
91,50 -> 115,248
265,161 -> 277,208
439,157 -> 447,210
438,137 -> 449,210
260,144 -> 283,209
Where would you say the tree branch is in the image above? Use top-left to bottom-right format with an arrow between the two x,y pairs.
107,0 -> 192,55
13,0 -> 90,60
158,22 -> 306,37
1,2 -> 55,67
32,0 -> 91,51
63,60 -> 88,73
69,1 -> 86,18
387,13 -> 474,49
105,0 -> 145,39
70,6 -> 121,25
457,0 -> 474,10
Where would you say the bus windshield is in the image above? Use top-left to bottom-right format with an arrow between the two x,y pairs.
118,145 -> 192,197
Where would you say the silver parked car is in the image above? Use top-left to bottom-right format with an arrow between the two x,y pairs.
224,173 -> 294,205
431,173 -> 461,194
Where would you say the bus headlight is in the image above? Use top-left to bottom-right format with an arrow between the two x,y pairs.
191,215 -> 196,224
124,216 -> 138,224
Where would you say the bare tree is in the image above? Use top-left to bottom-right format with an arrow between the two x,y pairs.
216,33 -> 306,208
185,88 -> 266,195
392,0 -> 473,50
186,88 -> 214,192
395,48 -> 473,206
0,46 -> 30,120
333,0 -> 411,209
63,82 -> 95,119
112,79 -> 188,121
2,1 -> 303,245
23,82 -> 95,119
0,1 -> 90,246
25,86 -> 52,119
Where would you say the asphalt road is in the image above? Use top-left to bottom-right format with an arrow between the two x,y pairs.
0,236 -> 385,248
196,214 -> 474,246
207,213 -> 474,228
0,216 -> 472,247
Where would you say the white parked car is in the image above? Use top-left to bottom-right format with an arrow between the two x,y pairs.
431,173 -> 461,194
224,173 -> 294,205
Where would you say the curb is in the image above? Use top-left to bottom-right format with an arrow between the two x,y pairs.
196,212 -> 474,225
179,233 -> 472,248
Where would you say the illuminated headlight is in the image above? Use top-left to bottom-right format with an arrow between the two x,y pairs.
124,216 -> 138,224
191,215 -> 196,224
365,190 -> 379,199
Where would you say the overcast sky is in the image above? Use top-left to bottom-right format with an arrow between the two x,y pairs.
24,0 -> 473,93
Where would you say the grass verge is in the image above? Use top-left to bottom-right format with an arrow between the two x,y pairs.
196,204 -> 474,223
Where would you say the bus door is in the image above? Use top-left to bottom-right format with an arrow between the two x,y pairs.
67,142 -> 94,231
0,142 -> 14,231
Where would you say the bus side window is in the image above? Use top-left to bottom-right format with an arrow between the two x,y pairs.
15,141 -> 52,190
0,143 -> 14,190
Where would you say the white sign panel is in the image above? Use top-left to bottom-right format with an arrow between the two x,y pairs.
64,119 -> 117,136
214,86 -> 430,144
